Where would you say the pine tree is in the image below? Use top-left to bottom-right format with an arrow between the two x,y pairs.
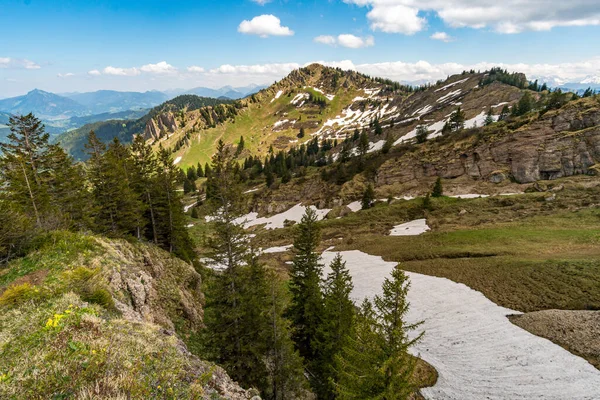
449,107 -> 466,131
335,265 -> 423,399
187,165 -> 197,181
432,177 -> 443,198
236,135 -> 245,156
320,254 -> 355,398
484,108 -> 495,126
517,92 -> 533,116
298,127 -> 305,139
130,135 -> 160,243
415,125 -> 429,144
361,184 -> 375,210
86,134 -> 144,237
374,119 -> 383,136
0,113 -> 50,227
196,162 -> 204,177
288,208 -> 326,387
358,130 -> 370,159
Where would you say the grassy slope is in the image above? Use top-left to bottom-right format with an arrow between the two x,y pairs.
0,231 -> 243,399
170,85 -> 362,169
244,180 -> 600,313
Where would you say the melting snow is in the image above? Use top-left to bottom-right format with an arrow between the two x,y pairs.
291,93 -> 309,105
173,156 -> 182,165
271,90 -> 283,103
437,89 -> 462,103
321,250 -> 600,400
390,219 -> 430,236
464,111 -> 499,129
184,202 -> 197,213
237,204 -> 331,230
435,77 -> 470,92
450,194 -> 490,199
263,244 -> 293,254
244,188 -> 260,194
346,201 -> 362,212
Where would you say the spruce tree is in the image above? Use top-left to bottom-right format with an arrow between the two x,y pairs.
484,109 -> 495,126
361,184 -> 375,210
358,130 -> 370,158
415,125 -> 429,144
431,177 -> 443,198
153,147 -> 194,260
288,208 -> 326,387
335,265 -> 423,399
236,135 -> 245,156
130,135 -> 159,243
320,254 -> 355,398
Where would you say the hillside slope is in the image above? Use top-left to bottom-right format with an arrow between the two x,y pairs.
0,231 -> 255,399
55,95 -> 236,160
155,64 -> 527,168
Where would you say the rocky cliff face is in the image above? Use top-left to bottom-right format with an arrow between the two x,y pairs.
378,98 -> 600,186
0,232 -> 256,399
144,111 -> 178,141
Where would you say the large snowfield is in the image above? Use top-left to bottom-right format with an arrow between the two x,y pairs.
321,250 -> 600,399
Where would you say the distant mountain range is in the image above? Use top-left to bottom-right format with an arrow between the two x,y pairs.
0,85 -> 265,143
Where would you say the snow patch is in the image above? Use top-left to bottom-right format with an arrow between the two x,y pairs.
437,89 -> 462,103
346,201 -> 362,213
435,77 -> 470,93
263,244 -> 293,254
390,219 -> 430,236
450,193 -> 490,199
321,250 -> 600,400
173,156 -> 182,165
271,90 -> 283,103
238,204 -> 331,230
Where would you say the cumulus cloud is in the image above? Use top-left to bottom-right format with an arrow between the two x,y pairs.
314,34 -> 375,48
102,66 -> 141,76
140,61 -> 177,74
238,15 -> 294,37
0,57 -> 41,70
430,32 -> 455,42
187,66 -> 206,73
314,35 -> 337,45
208,62 -> 300,76
338,34 -> 375,48
88,69 -> 101,76
251,0 -> 271,4
310,57 -> 600,86
57,72 -> 75,78
313,34 -> 375,49
344,0 -> 600,34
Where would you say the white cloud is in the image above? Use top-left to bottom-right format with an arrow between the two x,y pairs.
430,32 -> 454,42
251,0 -> 271,4
238,15 -> 294,37
314,35 -> 337,45
88,69 -> 101,76
187,66 -> 206,73
314,34 -> 375,48
140,61 -> 177,74
57,72 -> 75,78
337,34 -> 375,48
0,57 -> 41,70
344,0 -> 600,34
309,57 -> 600,86
208,62 -> 300,76
102,66 -> 141,76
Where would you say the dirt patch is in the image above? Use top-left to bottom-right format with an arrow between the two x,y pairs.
0,269 -> 49,294
509,310 -> 600,369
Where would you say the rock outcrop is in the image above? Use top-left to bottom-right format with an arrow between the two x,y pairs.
378,98 -> 600,185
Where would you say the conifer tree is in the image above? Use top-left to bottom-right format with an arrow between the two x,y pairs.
415,125 -> 429,144
432,177 -> 443,198
152,147 -> 194,259
236,135 -> 245,156
131,135 -> 159,243
358,130 -> 370,158
361,184 -> 375,210
86,134 -> 143,237
320,254 -> 355,398
449,107 -> 466,131
335,265 -> 423,399
499,105 -> 510,121
484,109 -> 495,126
288,208 -> 326,385
196,162 -> 204,177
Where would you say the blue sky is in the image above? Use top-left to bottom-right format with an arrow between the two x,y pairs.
1,0 -> 600,97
